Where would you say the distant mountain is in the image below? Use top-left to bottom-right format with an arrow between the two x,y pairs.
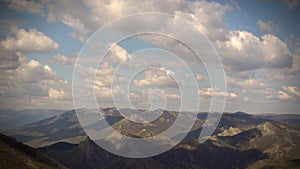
173,111 -> 273,140
0,109 -> 65,128
0,108 -> 127,147
0,110 -> 87,147
257,114 -> 300,126
2,108 -> 299,148
0,133 -> 67,169
1,108 -> 195,147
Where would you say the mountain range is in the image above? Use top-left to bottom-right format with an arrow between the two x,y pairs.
1,108 -> 300,169
0,109 -> 65,128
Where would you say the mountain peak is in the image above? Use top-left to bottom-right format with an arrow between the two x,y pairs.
79,136 -> 93,145
257,122 -> 283,135
233,111 -> 249,117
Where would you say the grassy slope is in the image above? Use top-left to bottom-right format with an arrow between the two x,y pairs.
0,133 -> 67,169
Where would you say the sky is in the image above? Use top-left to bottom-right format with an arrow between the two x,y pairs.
0,0 -> 299,114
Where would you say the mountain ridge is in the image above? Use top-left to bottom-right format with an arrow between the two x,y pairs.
0,133 -> 67,169
1,108 -> 300,169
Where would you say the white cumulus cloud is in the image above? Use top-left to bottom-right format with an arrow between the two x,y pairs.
0,28 -> 59,53
217,31 -> 293,71
132,67 -> 178,88
3,0 -> 45,16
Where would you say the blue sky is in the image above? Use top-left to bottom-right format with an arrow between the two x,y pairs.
0,0 -> 299,114
222,0 -> 300,42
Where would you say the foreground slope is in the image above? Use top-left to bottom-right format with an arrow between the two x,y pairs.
0,133 -> 67,169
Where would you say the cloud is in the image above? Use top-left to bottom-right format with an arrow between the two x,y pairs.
81,0 -> 191,29
117,89 -> 181,110
225,77 -> 281,104
0,51 -> 25,70
28,0 -> 192,41
283,86 -> 300,97
0,53 -> 72,109
0,27 -> 68,109
264,86 -> 300,102
132,67 -> 178,88
241,79 -> 265,88
189,1 -> 232,41
286,48 -> 300,73
48,88 -> 65,99
95,86 -> 121,100
54,54 -> 74,65
3,0 -> 294,73
3,59 -> 59,84
61,12 -> 89,42
164,92 -> 181,100
3,0 -> 45,15
138,34 -> 200,67
217,31 -> 293,71
267,91 -> 293,101
74,63 -> 124,89
2,0 -> 300,111
243,97 -> 252,102
12,0 -> 294,74
195,73 -> 208,81
199,87 -> 237,99
108,44 -> 131,64
227,77 -> 266,89
18,0 -> 230,43
262,70 -> 295,82
132,1 -> 231,66
257,19 -> 279,34
95,63 -> 124,88
0,28 -> 59,53
142,89 -> 181,101
284,0 -> 300,10
262,34 -> 293,68
226,73 -> 299,104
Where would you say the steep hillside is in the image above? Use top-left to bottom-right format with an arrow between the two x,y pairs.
0,133 -> 67,169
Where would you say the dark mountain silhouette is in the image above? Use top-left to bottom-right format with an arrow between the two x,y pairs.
0,133 -> 67,169
39,137 -> 267,169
